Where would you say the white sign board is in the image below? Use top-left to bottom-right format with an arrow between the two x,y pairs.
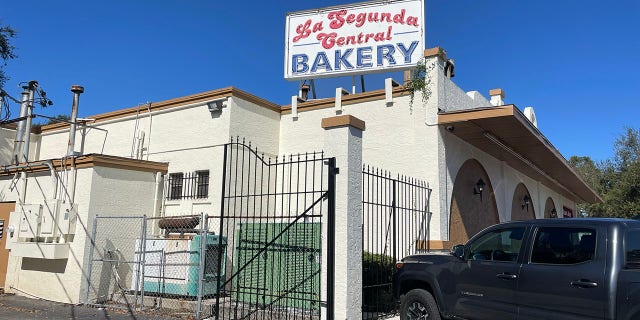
284,0 -> 425,80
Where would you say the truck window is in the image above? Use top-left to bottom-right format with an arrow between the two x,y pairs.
531,227 -> 596,265
625,230 -> 640,269
468,227 -> 524,262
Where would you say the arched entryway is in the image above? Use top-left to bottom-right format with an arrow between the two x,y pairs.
511,183 -> 535,221
543,197 -> 557,218
448,159 -> 499,245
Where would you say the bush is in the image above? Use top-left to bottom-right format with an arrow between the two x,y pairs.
362,251 -> 396,312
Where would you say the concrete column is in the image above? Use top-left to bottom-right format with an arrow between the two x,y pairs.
321,114 -> 364,320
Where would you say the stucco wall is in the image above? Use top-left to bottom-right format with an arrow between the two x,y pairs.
0,128 -> 15,164
3,168 -> 94,303
442,131 -> 576,240
1,164 -> 159,304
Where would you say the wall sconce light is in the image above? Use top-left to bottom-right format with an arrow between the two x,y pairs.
522,195 -> 531,211
550,208 -> 557,218
473,178 -> 485,201
207,98 -> 228,113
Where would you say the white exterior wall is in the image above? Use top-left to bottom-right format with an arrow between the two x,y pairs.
1,165 -> 158,304
36,97 -> 280,219
0,128 -> 15,164
229,97 -> 280,157
443,132 -> 576,224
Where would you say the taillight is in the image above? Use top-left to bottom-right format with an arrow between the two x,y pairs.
395,261 -> 404,269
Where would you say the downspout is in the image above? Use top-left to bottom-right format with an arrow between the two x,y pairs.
151,171 -> 163,235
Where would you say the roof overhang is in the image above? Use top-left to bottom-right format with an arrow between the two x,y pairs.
438,105 -> 601,204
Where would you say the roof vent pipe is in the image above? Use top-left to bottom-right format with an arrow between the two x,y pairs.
299,84 -> 310,102
67,85 -> 84,157
22,81 -> 38,162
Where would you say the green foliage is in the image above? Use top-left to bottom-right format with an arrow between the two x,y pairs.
0,20 -> 17,89
570,127 -> 640,218
405,59 -> 434,112
362,251 -> 396,312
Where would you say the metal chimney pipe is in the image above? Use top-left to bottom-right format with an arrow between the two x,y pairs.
22,81 -> 38,162
12,88 -> 31,164
67,85 -> 84,156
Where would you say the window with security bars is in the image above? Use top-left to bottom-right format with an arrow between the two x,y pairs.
196,170 -> 209,198
166,170 -> 210,200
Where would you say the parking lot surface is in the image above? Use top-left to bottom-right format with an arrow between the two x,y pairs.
0,293 -> 188,320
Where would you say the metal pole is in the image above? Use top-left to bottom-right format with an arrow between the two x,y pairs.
215,143 -> 228,320
68,85 -> 84,156
392,179 -> 397,261
12,88 -> 30,164
326,157 -> 336,320
85,215 -> 99,304
196,212 -> 208,319
136,215 -> 147,311
22,81 -> 37,162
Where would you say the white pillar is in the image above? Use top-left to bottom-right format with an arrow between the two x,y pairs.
321,114 -> 364,320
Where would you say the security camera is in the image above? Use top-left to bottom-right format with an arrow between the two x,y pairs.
446,125 -> 454,132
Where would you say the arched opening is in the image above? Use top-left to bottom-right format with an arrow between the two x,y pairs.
544,197 -> 557,218
448,159 -> 499,246
511,183 -> 535,221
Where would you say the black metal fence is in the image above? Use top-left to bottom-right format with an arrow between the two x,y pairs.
207,139 -> 335,320
84,139 -> 336,320
362,165 -> 431,319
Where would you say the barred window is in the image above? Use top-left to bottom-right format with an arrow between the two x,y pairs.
166,170 -> 209,200
168,173 -> 184,200
196,170 -> 209,199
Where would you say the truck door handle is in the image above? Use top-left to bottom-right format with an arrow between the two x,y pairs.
570,279 -> 598,288
496,273 -> 517,280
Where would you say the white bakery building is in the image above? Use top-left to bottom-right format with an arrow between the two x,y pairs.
0,46 -> 599,307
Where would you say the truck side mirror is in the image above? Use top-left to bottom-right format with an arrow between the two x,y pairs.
451,244 -> 466,260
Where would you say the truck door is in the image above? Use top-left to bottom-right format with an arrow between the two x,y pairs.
517,226 -> 605,320
453,227 -> 526,320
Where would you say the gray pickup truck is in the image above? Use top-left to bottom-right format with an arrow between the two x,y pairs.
392,218 -> 640,320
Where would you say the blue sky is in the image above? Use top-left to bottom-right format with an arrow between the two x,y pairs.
2,0 -> 639,162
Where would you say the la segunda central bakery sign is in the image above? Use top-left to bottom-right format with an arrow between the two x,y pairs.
284,0 -> 425,80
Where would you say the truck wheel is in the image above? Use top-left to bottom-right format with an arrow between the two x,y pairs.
400,289 -> 441,320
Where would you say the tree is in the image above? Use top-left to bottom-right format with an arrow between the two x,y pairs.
571,128 -> 640,218
614,127 -> 640,172
0,19 -> 17,89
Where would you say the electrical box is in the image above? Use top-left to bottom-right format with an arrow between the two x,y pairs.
131,234 -> 227,297
40,199 -> 59,237
19,204 -> 42,239
56,203 -> 78,235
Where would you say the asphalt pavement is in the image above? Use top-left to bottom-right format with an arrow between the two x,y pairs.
0,293 -> 190,320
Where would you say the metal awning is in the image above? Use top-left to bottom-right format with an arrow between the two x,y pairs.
438,105 -> 601,204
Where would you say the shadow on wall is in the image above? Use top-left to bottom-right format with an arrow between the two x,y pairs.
448,159 -> 499,246
511,183 -> 535,221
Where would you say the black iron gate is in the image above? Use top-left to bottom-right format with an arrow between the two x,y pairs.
209,139 -> 335,320
362,166 -> 431,319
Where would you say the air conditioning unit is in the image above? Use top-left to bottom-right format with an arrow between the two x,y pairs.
132,233 -> 227,297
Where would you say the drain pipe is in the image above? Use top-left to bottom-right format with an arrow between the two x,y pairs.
67,85 -> 84,157
22,81 -> 38,163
